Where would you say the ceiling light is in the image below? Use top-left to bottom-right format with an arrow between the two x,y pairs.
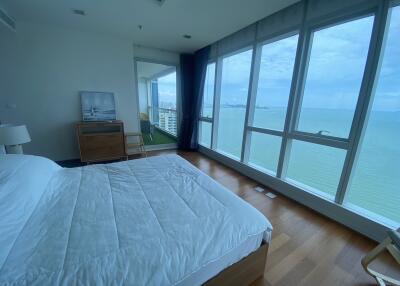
72,9 -> 86,16
183,34 -> 192,39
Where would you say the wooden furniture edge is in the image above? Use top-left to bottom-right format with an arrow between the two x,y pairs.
203,240 -> 269,286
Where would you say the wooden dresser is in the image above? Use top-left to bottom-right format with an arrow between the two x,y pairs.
76,121 -> 126,163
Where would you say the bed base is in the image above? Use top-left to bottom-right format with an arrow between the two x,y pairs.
204,241 -> 269,286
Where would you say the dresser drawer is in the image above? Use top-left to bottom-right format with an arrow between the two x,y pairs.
76,121 -> 125,163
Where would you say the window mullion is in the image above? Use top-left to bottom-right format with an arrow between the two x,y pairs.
276,2 -> 311,179
211,57 -> 222,150
247,126 -> 283,137
240,43 -> 262,163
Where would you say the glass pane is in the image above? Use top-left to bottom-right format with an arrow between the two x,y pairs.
199,121 -> 212,148
345,6 -> 400,226
158,72 -> 177,110
253,34 -> 298,131
286,140 -> 346,199
248,132 -> 282,174
217,49 -> 253,159
297,16 -> 374,138
158,72 -> 177,135
201,63 -> 215,119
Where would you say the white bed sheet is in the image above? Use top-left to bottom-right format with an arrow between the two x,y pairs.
0,154 -> 272,286
177,229 -> 268,285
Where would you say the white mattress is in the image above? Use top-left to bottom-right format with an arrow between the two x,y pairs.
0,154 -> 272,286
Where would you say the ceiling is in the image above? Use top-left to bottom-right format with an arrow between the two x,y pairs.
1,0 -> 299,53
137,61 -> 174,79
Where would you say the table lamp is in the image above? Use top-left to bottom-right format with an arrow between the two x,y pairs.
0,124 -> 31,154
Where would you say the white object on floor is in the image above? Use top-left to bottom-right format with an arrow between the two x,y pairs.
0,154 -> 272,286
255,186 -> 264,193
265,192 -> 277,199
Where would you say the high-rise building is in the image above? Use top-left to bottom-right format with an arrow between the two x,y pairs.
158,110 -> 177,135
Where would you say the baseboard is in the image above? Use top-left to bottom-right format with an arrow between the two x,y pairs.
198,145 -> 391,243
144,143 -> 177,151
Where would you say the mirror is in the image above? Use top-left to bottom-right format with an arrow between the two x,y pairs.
136,60 -> 178,147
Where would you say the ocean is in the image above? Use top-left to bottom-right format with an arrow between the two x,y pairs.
201,106 -> 400,225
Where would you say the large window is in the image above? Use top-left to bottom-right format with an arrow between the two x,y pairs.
344,5 -> 400,226
252,34 -> 299,131
246,34 -> 299,174
216,49 -> 253,159
248,132 -> 282,174
199,63 -> 216,147
198,1 -> 400,236
286,141 -> 346,199
283,16 -> 375,199
296,16 -> 374,139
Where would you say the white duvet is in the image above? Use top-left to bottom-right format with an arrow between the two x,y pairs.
0,154 -> 272,286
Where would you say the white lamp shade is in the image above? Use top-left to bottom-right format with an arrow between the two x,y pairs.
0,124 -> 31,145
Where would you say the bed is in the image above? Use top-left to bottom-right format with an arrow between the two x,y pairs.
0,154 -> 272,285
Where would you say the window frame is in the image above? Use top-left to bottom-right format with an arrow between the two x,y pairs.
340,1 -> 399,219
197,0 -> 398,239
213,46 -> 254,159
280,10 -> 382,202
198,61 -> 217,147
199,61 -> 217,121
290,12 -> 377,142
241,31 -> 300,167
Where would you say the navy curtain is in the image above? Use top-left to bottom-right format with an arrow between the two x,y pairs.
178,46 -> 211,150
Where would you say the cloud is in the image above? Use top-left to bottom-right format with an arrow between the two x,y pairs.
208,9 -> 400,111
158,74 -> 177,107
158,72 -> 176,85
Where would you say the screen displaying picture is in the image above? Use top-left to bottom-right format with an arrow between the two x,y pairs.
80,91 -> 116,121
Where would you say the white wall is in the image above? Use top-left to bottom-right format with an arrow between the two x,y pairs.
0,21 -> 180,161
133,45 -> 180,64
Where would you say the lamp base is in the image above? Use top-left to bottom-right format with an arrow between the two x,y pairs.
5,144 -> 24,154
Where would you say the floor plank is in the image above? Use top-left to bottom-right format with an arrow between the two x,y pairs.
133,150 -> 400,286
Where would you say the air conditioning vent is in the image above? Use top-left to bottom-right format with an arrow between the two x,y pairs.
0,7 -> 16,31
153,0 -> 166,6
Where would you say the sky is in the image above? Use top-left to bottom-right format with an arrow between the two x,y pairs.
157,71 -> 177,109
203,6 -> 400,112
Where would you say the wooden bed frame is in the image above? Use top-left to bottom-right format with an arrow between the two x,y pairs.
204,241 -> 269,286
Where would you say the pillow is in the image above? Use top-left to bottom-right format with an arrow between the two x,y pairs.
0,154 -> 61,268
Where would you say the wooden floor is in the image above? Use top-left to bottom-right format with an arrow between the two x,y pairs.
142,150 -> 399,286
